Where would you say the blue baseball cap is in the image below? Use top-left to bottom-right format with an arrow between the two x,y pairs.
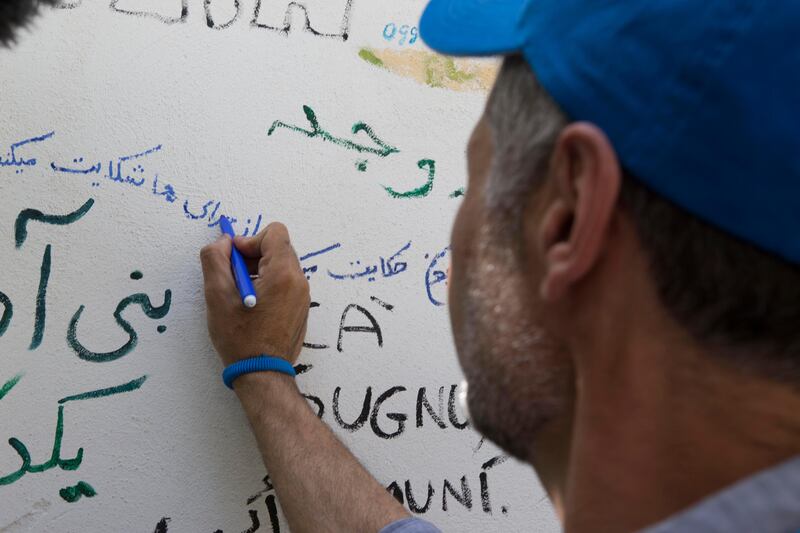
420,1 -> 800,264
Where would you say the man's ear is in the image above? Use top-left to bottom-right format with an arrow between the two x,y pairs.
536,122 -> 621,302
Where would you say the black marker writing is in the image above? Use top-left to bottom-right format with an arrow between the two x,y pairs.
252,0 -> 353,41
479,455 -> 509,515
110,0 -> 188,24
337,304 -> 383,352
312,383 -> 468,439
386,466 -> 510,517
406,480 -> 435,513
101,0 -> 352,40
153,517 -> 170,533
369,296 -> 394,311
265,494 -> 281,532
442,476 -> 472,511
370,386 -> 406,439
246,475 -> 273,505
302,301 -> 328,350
416,386 -> 447,429
333,386 -> 371,432
205,0 -> 241,29
303,394 -> 324,419
241,509 -> 260,533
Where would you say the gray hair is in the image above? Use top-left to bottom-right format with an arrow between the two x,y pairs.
484,55 -> 568,216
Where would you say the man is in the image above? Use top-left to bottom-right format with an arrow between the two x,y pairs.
200,0 -> 800,531
201,0 -> 800,533
199,0 -> 797,532
4,0 -> 793,531
5,0 -> 796,532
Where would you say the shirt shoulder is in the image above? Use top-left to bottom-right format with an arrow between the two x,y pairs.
379,518 -> 442,533
641,455 -> 800,533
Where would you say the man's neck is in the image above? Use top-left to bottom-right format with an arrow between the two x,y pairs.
560,338 -> 800,533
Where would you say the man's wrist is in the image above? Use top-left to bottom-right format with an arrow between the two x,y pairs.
234,371 -> 304,432
233,370 -> 297,398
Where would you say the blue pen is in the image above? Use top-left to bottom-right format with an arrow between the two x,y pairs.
219,216 -> 257,308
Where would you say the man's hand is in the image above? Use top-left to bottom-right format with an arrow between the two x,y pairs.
200,222 -> 310,366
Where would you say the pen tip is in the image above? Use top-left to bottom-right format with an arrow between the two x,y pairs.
244,295 -> 257,308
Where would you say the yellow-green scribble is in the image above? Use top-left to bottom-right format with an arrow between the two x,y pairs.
357,48 -> 497,92
358,48 -> 385,68
425,56 -> 476,88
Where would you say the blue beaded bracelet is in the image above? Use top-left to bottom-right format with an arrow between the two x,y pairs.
222,355 -> 296,389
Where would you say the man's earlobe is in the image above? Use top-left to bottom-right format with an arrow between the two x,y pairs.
537,122 -> 621,303
538,200 -> 574,301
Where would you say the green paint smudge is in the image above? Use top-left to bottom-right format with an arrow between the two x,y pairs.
59,375 -> 147,405
15,198 -> 95,248
30,244 -> 51,350
0,290 -> 12,337
450,187 -> 465,199
157,325 -> 167,334
383,159 -> 436,199
67,291 -> 172,363
0,373 -> 23,402
425,62 -> 441,88
59,481 -> 96,503
358,48 -> 385,68
130,271 -> 143,280
355,160 -> 368,172
444,57 -> 476,83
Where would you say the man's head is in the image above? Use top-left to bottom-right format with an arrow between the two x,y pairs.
1,0 -> 57,46
427,1 -> 800,465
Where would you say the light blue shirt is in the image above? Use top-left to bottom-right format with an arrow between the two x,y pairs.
642,456 -> 800,533
380,517 -> 440,532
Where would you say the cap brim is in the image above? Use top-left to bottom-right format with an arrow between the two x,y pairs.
420,0 -> 528,56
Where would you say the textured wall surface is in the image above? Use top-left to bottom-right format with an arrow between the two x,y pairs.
0,2 -> 559,531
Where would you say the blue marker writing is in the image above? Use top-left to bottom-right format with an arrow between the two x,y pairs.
219,216 -> 257,308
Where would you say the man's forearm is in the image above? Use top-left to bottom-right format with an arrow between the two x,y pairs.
234,373 -> 410,533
